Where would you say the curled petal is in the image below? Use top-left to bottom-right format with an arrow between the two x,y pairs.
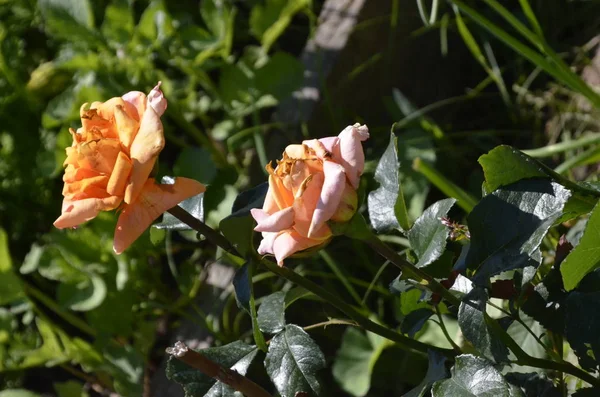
302,137 -> 338,158
147,82 -> 167,116
336,123 -> 369,188
292,172 -> 324,237
272,230 -> 325,266
251,207 -> 295,232
114,104 -> 140,151
114,177 -> 205,254
122,91 -> 146,120
257,231 -> 279,255
308,161 -> 345,237
123,105 -> 165,204
53,196 -> 122,229
107,152 -> 133,196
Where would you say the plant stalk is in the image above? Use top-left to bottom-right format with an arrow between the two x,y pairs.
166,341 -> 272,397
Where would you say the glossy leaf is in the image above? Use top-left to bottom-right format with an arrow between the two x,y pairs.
166,341 -> 258,397
333,327 -> 390,397
220,182 -> 268,257
255,52 -> 304,100
154,176 -> 205,230
432,354 -> 523,397
561,202 -> 600,290
404,350 -> 448,397
265,324 -> 326,397
408,198 -> 455,268
257,291 -> 286,334
458,288 -> 508,363
368,133 -> 410,232
465,179 -> 570,285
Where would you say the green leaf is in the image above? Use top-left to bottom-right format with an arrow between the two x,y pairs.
401,308 -> 434,338
137,0 -> 174,44
0,228 -> 24,305
56,270 -> 107,311
39,0 -> 94,28
432,354 -> 523,397
255,52 -> 304,100
154,176 -> 205,231
564,291 -> 600,372
332,327 -> 390,397
404,350 -> 448,397
257,291 -> 286,334
219,182 -> 268,257
38,0 -> 100,45
465,179 -> 570,284
265,324 -> 326,397
19,318 -> 67,368
250,0 -> 309,52
561,202 -> 600,291
505,313 -> 546,362
458,288 -> 508,363
20,243 -> 44,274
0,391 -> 40,397
101,0 -> 134,45
479,145 -> 599,222
174,147 -> 217,185
368,133 -> 411,232
408,198 -> 455,268
54,380 -> 89,397
166,341 -> 258,397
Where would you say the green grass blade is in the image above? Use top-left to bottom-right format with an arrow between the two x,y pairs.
518,0 -> 544,37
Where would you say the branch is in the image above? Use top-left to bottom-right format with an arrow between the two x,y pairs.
166,341 -> 272,397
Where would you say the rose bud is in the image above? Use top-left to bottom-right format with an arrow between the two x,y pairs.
53,82 -> 205,254
251,123 -> 369,265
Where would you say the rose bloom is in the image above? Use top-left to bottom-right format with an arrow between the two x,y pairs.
54,83 -> 205,253
251,124 -> 369,265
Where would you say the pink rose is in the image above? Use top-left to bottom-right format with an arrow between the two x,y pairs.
251,124 -> 369,265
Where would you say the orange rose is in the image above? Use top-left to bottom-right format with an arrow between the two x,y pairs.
251,124 -> 369,265
54,83 -> 205,253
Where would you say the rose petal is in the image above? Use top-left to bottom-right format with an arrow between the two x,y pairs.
292,172 -> 324,237
302,137 -> 339,159
257,231 -> 279,255
272,230 -> 324,266
251,207 -> 295,232
53,196 -> 122,229
114,177 -> 205,254
107,151 -> 133,196
147,82 -> 167,117
308,161 -> 345,237
336,123 -> 369,189
123,105 -> 165,204
114,104 -> 140,151
122,91 -> 146,120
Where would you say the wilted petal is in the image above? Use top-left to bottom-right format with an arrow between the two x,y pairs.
53,196 -> 122,229
114,177 -> 205,254
123,105 -> 165,204
251,207 -> 295,232
308,161 -> 345,237
336,123 -> 369,188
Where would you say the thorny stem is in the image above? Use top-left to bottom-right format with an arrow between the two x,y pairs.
167,205 -> 600,386
303,318 -> 358,332
166,341 -> 272,397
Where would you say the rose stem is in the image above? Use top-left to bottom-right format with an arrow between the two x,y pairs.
165,205 -> 600,386
166,341 -> 272,397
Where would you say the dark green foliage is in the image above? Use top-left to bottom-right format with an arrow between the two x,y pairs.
265,325 -> 326,397
166,342 -> 258,397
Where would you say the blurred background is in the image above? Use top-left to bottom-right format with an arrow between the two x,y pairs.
1,0 -> 599,395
